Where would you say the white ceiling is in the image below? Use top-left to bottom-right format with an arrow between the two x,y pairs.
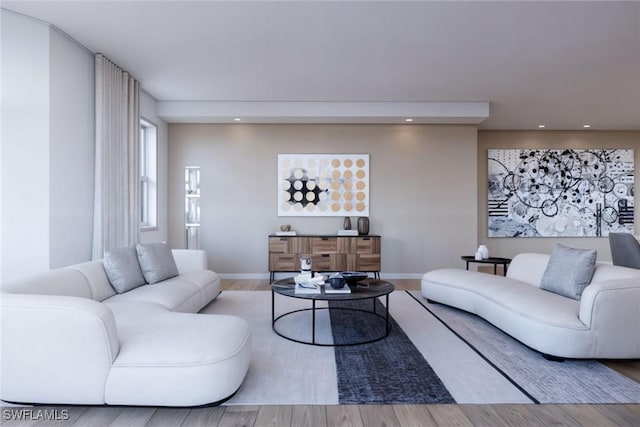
3,0 -> 640,129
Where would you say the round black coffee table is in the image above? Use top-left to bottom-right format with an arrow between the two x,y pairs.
271,277 -> 394,346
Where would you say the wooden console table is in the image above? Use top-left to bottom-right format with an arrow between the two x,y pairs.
268,234 -> 381,282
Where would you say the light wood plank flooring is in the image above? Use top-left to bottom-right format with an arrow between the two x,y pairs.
3,279 -> 638,426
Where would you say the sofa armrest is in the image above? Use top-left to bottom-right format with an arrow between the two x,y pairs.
1,294 -> 119,404
578,278 -> 640,357
172,249 -> 208,273
579,278 -> 640,326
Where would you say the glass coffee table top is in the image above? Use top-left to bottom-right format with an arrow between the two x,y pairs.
271,277 -> 394,300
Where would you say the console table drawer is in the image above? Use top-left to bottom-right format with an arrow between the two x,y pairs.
353,254 -> 381,271
269,237 -> 309,253
310,253 -> 346,271
356,237 -> 380,254
311,237 -> 338,253
269,237 -> 291,253
269,254 -> 299,271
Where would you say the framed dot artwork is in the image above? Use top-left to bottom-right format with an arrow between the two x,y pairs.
278,154 -> 370,216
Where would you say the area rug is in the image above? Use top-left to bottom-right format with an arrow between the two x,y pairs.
328,299 -> 453,404
200,290 -> 640,405
406,290 -> 640,404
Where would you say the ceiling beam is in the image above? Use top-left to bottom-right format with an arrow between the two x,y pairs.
156,101 -> 490,124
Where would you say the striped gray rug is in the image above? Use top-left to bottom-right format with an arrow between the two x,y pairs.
201,291 -> 640,405
407,291 -> 640,404
329,298 -> 454,404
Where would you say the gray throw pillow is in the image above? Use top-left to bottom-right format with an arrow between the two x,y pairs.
540,244 -> 597,300
103,246 -> 147,293
136,242 -> 179,284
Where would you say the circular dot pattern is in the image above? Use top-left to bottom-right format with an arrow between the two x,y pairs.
279,155 -> 368,216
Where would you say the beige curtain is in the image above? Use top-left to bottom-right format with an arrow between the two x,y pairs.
92,54 -> 140,259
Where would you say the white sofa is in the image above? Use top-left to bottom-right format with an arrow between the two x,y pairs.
421,253 -> 640,359
0,250 -> 251,406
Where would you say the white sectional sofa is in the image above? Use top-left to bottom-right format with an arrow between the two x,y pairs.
422,252 -> 640,359
1,249 -> 251,407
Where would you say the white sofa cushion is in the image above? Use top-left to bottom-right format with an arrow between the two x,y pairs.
423,269 -> 583,328
0,268 -> 93,299
104,278 -> 202,312
178,270 -> 221,308
591,263 -> 640,282
67,260 -> 117,302
104,301 -> 252,406
172,249 -> 208,273
1,294 -> 119,404
505,253 -> 550,286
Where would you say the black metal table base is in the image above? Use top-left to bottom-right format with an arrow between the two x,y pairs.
271,291 -> 391,346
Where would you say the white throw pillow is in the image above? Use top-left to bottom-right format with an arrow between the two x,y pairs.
540,244 -> 597,300
136,242 -> 179,284
104,246 -> 147,293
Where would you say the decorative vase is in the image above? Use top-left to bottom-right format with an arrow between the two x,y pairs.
343,217 -> 352,230
300,256 -> 312,274
477,245 -> 489,259
357,217 -> 370,235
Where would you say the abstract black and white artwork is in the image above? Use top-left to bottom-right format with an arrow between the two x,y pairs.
488,149 -> 634,237
278,154 -> 369,216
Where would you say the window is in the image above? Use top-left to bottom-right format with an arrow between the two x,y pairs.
140,118 -> 157,229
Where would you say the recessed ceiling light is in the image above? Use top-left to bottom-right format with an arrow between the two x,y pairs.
405,118 -> 413,122
583,124 -> 591,128
537,125 -> 546,128
233,118 -> 241,121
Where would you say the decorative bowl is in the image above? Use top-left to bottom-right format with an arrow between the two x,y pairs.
340,271 -> 368,286
328,276 -> 347,289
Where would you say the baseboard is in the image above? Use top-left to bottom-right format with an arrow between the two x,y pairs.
381,273 -> 424,279
218,273 -> 270,280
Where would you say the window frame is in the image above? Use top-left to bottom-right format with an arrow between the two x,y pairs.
140,117 -> 158,230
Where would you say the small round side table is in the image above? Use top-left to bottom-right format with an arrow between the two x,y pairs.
461,256 -> 512,276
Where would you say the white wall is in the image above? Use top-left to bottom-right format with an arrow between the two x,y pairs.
1,11 -> 95,281
477,131 -> 640,261
48,28 -> 95,269
1,11 -> 51,281
139,90 -> 168,244
168,124 -> 478,277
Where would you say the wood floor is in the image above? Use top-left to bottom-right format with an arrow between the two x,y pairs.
3,403 -> 639,427
3,279 -> 638,426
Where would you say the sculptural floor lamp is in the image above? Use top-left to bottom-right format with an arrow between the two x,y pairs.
185,166 -> 200,249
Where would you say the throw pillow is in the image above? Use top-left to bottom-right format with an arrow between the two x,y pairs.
136,242 -> 179,284
103,246 -> 147,293
540,244 -> 597,300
